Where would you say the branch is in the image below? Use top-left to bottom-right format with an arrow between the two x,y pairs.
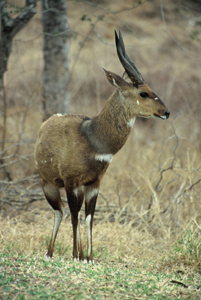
176,178 -> 201,204
147,121 -> 179,213
160,0 -> 201,59
2,0 -> 37,39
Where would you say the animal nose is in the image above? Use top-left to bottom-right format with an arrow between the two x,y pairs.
165,110 -> 170,119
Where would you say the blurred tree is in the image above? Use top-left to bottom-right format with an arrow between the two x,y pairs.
0,0 -> 37,181
0,0 -> 37,97
42,0 -> 70,120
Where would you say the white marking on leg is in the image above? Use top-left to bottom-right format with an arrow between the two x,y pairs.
73,186 -> 84,198
82,259 -> 87,264
85,188 -> 99,203
127,117 -> 136,128
86,214 -> 92,258
43,183 -> 59,200
95,154 -> 113,163
77,212 -> 82,253
52,210 -> 63,242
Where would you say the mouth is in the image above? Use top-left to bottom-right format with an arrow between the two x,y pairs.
154,111 -> 170,120
154,114 -> 167,120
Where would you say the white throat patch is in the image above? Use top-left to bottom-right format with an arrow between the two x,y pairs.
127,117 -> 136,128
95,154 -> 113,163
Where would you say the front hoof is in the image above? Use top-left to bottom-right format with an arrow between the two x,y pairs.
46,251 -> 53,258
87,258 -> 95,264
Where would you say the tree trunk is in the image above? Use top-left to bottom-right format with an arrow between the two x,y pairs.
0,0 -> 37,87
0,0 -> 36,181
42,0 -> 70,120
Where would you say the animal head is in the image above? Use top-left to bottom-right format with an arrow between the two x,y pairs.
103,30 -> 170,120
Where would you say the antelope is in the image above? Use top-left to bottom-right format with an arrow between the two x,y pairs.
34,30 -> 170,262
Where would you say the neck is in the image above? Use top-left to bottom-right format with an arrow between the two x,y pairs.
83,90 -> 135,155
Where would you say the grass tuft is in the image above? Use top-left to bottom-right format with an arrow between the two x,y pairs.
170,225 -> 201,270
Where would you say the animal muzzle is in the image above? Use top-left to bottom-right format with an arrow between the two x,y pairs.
164,110 -> 170,119
154,109 -> 170,120
161,110 -> 170,119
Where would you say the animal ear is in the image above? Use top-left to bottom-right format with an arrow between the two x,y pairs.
102,66 -> 127,90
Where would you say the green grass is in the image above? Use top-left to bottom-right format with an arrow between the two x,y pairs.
174,228 -> 201,263
0,252 -> 201,300
164,226 -> 201,272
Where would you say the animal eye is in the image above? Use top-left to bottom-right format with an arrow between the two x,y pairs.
140,92 -> 148,98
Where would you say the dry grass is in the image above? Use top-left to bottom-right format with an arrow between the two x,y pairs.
0,212 -> 160,260
1,0 -> 201,287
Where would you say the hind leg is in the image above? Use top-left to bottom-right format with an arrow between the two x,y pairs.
65,185 -> 84,260
42,181 -> 64,258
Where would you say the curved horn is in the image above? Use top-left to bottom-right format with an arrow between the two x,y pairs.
115,30 -> 145,87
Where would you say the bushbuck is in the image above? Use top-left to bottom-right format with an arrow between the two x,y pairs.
34,30 -> 170,262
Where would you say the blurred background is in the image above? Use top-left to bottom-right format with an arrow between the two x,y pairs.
0,0 -> 201,261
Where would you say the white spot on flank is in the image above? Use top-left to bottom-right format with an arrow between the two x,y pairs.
53,113 -> 63,116
95,154 -> 113,163
127,117 -> 136,128
154,97 -> 158,100
86,214 -> 92,258
137,100 -> 139,105
85,188 -> 99,203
